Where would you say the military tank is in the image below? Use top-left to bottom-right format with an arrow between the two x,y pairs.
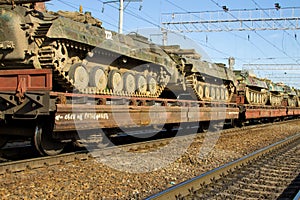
283,84 -> 298,107
161,45 -> 236,102
234,70 -> 268,105
264,80 -> 284,106
296,89 -> 300,107
0,0 -> 175,98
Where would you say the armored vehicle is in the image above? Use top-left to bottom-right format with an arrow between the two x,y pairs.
234,70 -> 268,105
283,85 -> 298,107
0,0 -> 175,98
265,80 -> 284,106
161,45 -> 236,102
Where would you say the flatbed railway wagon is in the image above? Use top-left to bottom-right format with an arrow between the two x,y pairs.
0,0 -> 300,156
0,69 -> 240,155
1,69 -> 300,156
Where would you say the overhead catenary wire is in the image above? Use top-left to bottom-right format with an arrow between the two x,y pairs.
209,0 -> 300,65
164,0 -> 269,65
250,0 -> 300,49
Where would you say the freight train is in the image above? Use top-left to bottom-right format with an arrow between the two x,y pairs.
0,0 -> 299,155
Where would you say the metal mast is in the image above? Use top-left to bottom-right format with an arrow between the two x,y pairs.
119,0 -> 124,33
103,0 -> 142,34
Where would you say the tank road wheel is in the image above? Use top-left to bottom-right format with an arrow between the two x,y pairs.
270,95 -> 276,106
249,92 -> 253,103
254,93 -> 257,104
204,85 -> 210,98
89,66 -> 107,91
245,88 -> 251,104
136,75 -> 147,93
108,70 -> 123,93
34,124 -> 65,156
68,63 -> 89,90
210,87 -> 216,100
225,89 -> 229,101
215,87 -> 221,100
220,88 -> 225,100
148,77 -> 157,95
257,94 -> 260,103
196,83 -> 204,100
288,97 -> 297,107
123,72 -> 136,94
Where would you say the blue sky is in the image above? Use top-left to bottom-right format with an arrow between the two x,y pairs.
47,0 -> 300,87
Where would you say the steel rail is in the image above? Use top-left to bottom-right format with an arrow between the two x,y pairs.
146,132 -> 300,200
0,119 -> 298,175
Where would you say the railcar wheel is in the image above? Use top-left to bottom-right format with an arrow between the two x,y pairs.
148,77 -> 157,95
123,72 -> 136,94
108,70 -> 123,92
0,136 -> 8,148
136,75 -> 147,93
89,66 -> 107,90
200,121 -> 209,133
68,63 -> 89,90
34,124 -> 65,156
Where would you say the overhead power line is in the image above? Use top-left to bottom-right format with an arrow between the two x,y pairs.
243,63 -> 300,70
161,6 -> 300,32
208,0 -> 300,65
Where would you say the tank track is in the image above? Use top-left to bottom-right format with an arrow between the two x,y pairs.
38,40 -> 167,98
287,96 -> 298,107
269,93 -> 283,106
185,75 -> 233,102
38,45 -> 74,92
245,87 -> 268,105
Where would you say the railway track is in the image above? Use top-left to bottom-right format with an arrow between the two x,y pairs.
0,119 -> 298,175
146,132 -> 300,200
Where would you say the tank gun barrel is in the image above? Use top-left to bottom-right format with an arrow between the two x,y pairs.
0,0 -> 49,5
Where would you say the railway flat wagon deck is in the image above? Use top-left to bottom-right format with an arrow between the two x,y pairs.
0,69 -> 240,155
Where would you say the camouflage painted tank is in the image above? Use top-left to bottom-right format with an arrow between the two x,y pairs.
265,80 -> 284,106
161,45 -> 236,102
234,70 -> 268,105
0,0 -> 175,97
283,84 -> 298,107
296,89 -> 300,107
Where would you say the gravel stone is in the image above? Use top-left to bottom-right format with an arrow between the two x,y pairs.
0,120 -> 299,199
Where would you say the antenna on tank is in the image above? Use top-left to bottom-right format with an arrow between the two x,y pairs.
102,0 -> 143,34
79,5 -> 83,13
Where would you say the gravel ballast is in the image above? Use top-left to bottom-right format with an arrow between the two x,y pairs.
0,120 -> 299,199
